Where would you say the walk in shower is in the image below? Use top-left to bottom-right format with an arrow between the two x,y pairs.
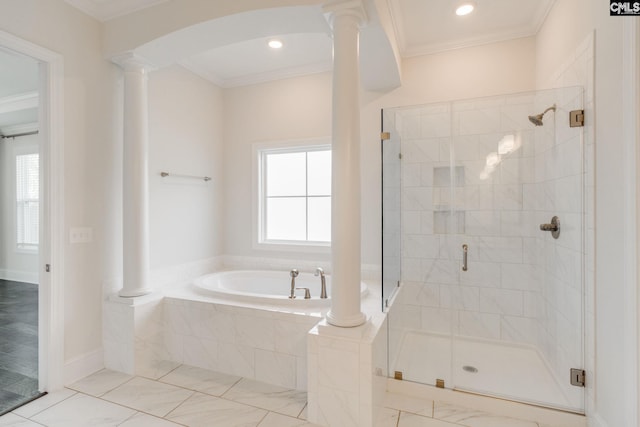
382,87 -> 586,413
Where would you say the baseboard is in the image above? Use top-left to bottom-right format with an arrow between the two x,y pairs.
0,268 -> 38,284
588,413 -> 609,427
64,348 -> 104,385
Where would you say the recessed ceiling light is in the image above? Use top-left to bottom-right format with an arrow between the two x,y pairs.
268,39 -> 283,49
456,2 -> 476,16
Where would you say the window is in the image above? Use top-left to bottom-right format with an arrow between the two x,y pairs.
16,152 -> 39,252
258,144 -> 331,247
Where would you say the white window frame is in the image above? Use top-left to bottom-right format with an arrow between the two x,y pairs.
253,138 -> 331,253
13,140 -> 39,254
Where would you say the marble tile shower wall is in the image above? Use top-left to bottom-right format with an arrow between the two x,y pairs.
533,87 -> 584,396
547,33 -> 594,415
387,86 -> 587,400
395,95 -> 545,347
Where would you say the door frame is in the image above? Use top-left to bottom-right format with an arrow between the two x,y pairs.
621,17 -> 640,427
0,30 -> 65,392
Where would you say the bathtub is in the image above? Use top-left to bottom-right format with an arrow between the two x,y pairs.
192,269 -> 367,310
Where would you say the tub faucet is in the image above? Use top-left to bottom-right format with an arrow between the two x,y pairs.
289,269 -> 299,299
315,267 -> 327,299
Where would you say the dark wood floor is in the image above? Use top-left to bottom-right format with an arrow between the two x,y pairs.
0,279 -> 40,415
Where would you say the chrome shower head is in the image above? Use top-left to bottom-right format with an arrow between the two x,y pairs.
528,104 -> 556,126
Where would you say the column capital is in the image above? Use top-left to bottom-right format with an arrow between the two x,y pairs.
111,52 -> 157,73
323,0 -> 368,28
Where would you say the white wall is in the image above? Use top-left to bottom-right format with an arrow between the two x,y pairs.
222,37 -> 536,267
222,72 -> 333,263
148,65 -> 224,271
0,0 -> 119,366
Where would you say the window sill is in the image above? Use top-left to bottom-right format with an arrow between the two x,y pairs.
16,247 -> 38,255
254,240 -> 331,254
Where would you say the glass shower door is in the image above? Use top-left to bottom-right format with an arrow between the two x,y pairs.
384,87 -> 586,413
449,87 -> 585,412
381,111 -> 401,310
384,102 -> 457,389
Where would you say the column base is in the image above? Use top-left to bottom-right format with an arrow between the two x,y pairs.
326,310 -> 367,327
118,287 -> 152,298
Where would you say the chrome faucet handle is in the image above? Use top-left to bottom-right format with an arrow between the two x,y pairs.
289,269 -> 299,299
296,287 -> 311,299
314,267 -> 328,299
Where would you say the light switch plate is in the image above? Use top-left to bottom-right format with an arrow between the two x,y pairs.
70,227 -> 93,243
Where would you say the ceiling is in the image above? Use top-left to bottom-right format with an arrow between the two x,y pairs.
391,0 -> 554,57
1,0 -> 556,130
66,0 -> 554,88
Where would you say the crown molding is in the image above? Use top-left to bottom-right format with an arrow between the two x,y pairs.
0,91 -> 38,114
180,59 -> 333,89
0,122 -> 39,137
64,0 -> 169,22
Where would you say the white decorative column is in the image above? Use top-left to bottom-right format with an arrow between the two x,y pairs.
113,53 -> 152,297
325,0 -> 367,327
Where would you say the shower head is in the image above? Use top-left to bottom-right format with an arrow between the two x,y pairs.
528,104 -> 556,126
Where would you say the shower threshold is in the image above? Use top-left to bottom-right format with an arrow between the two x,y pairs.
391,331 -> 582,413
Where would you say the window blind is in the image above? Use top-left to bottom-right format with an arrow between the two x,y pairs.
16,153 -> 39,251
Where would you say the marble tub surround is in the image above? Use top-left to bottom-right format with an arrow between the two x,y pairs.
306,310 -> 388,427
103,292 -> 178,379
162,294 -> 321,390
160,275 -> 382,392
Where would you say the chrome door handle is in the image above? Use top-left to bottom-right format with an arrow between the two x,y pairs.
462,244 -> 468,271
540,216 -> 560,239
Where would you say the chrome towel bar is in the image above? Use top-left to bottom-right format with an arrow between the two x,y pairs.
160,172 -> 211,182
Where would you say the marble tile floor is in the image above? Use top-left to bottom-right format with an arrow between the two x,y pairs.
0,280 -> 40,416
0,364 -> 565,427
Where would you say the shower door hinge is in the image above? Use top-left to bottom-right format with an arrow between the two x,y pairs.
381,131 -> 390,140
570,368 -> 585,387
45,264 -> 50,273
570,110 -> 584,127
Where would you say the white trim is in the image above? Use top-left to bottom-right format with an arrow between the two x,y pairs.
14,140 -> 40,254
180,58 -> 333,89
387,0 -> 553,58
0,269 -> 38,284
251,137 -> 332,254
63,0 -> 169,22
63,348 -> 104,385
0,30 -> 65,393
589,413 -> 609,427
0,91 -> 39,114
622,17 -> 640,427
0,122 -> 39,136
